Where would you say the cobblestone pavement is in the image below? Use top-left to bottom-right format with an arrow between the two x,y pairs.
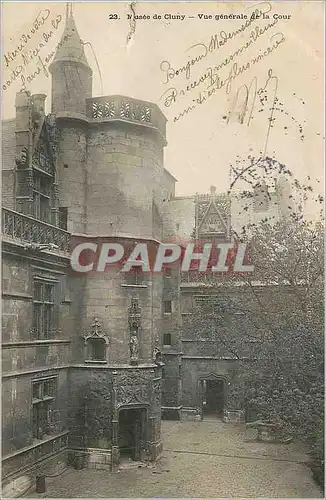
27,420 -> 323,498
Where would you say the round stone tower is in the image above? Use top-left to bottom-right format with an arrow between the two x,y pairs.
85,96 -> 166,239
49,6 -> 166,470
49,6 -> 92,233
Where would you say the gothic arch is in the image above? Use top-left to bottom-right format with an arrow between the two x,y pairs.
196,372 -> 229,411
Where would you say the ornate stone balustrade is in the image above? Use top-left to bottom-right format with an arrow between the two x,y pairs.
2,208 -> 70,253
86,95 -> 166,140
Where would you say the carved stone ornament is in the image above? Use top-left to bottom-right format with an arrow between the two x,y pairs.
128,298 -> 141,362
152,380 -> 161,407
196,199 -> 210,222
83,317 -> 109,344
15,148 -> 28,168
130,333 -> 139,360
153,347 -> 163,365
195,193 -> 230,237
128,298 -> 141,330
116,371 -> 149,407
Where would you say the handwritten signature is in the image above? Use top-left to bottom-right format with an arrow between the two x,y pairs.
2,10 -> 68,92
226,67 -> 279,186
160,1 -> 273,84
227,68 -> 278,157
160,17 -> 280,108
3,10 -> 51,68
160,32 -> 285,122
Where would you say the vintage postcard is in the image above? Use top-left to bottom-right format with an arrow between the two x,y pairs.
1,1 -> 324,498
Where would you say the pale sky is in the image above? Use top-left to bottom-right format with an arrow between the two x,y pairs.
2,1 -> 324,210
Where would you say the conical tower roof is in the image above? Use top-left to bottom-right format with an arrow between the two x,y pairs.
50,4 -> 91,72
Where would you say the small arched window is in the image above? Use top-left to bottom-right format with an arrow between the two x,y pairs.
84,317 -> 109,363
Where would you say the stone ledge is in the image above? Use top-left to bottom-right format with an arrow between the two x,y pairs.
2,474 -> 33,498
2,340 -> 71,348
162,407 -> 182,421
71,363 -> 157,369
2,452 -> 67,498
69,448 -> 112,470
120,284 -> 148,289
2,292 -> 33,300
2,431 -> 69,463
181,408 -> 201,422
2,365 -> 69,379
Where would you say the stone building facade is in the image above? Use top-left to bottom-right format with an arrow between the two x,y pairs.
1,10 -> 293,497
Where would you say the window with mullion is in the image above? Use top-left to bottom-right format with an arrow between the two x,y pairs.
32,378 -> 57,439
33,400 -> 52,439
40,195 -> 50,223
33,192 -> 41,220
43,378 -> 55,397
33,380 -> 42,401
33,281 -> 55,339
43,304 -> 54,338
32,171 -> 52,223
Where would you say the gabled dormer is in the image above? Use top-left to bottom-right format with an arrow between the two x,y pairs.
195,186 -> 231,240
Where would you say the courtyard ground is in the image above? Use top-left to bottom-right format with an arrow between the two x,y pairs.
26,419 -> 323,498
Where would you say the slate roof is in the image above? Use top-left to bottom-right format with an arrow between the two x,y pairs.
50,11 -> 91,70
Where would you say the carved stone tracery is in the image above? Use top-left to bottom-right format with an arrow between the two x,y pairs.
84,317 -> 108,342
152,380 -> 161,407
115,370 -> 150,408
195,193 -> 231,238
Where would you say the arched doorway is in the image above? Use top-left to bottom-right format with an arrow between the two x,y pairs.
118,406 -> 147,462
198,374 -> 227,419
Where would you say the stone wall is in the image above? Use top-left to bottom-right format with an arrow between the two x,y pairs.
162,196 -> 196,242
67,369 -> 113,451
50,63 -> 92,116
2,170 -> 15,210
161,262 -> 182,418
2,118 -> 16,210
2,245 -> 71,490
68,238 -> 164,365
181,358 -> 236,409
85,122 -> 166,239
231,190 -> 281,235
56,122 -> 88,234
67,366 -> 162,470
